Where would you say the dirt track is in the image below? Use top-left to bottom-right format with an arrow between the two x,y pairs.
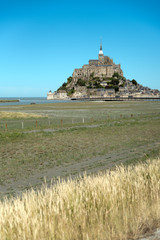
0,141 -> 159,199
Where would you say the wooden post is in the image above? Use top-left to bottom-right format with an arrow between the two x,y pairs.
22,122 -> 24,129
61,119 -> 63,127
82,117 -> 84,123
5,123 -> 7,131
36,120 -> 37,128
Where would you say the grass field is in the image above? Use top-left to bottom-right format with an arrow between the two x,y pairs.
0,101 -> 160,198
0,157 -> 159,240
0,100 -> 160,130
0,111 -> 43,119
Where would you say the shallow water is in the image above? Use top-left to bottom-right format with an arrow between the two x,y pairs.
0,97 -> 72,106
0,97 -> 159,106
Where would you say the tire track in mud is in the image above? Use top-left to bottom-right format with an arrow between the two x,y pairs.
23,123 -> 106,134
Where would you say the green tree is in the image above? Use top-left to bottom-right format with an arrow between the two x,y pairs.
93,77 -> 100,81
112,72 -> 120,78
67,76 -> 72,84
58,82 -> 67,91
76,79 -> 86,86
93,80 -> 103,88
111,78 -> 119,85
131,79 -> 137,85
87,81 -> 92,88
114,86 -> 119,92
90,72 -> 94,78
122,77 -> 126,82
62,82 -> 67,87
67,87 -> 75,96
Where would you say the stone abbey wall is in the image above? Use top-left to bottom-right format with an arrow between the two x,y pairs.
72,48 -> 123,82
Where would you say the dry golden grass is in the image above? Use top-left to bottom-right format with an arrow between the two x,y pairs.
0,111 -> 44,119
0,158 -> 160,240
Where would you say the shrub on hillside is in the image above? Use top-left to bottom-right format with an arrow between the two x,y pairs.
76,79 -> 86,86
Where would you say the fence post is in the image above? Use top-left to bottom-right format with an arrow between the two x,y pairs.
5,123 -> 7,131
82,117 -> 84,123
61,119 -> 63,127
22,122 -> 24,129
49,120 -> 50,126
36,120 -> 37,128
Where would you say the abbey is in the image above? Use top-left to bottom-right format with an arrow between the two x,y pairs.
72,43 -> 123,83
47,43 -> 160,100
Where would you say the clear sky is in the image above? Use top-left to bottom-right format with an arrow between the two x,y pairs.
0,0 -> 160,97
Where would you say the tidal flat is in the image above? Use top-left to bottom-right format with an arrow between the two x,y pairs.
0,101 -> 160,198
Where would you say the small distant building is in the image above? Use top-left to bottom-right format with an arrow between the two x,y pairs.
104,89 -> 115,97
47,90 -> 69,100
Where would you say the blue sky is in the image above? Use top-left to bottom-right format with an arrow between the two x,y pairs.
0,0 -> 160,97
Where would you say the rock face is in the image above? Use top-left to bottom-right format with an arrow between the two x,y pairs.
47,44 -> 160,100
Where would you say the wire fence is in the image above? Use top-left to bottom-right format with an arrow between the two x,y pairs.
0,115 -> 121,131
0,117 -> 93,131
0,112 -> 159,132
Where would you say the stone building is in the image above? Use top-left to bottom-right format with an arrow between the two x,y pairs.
72,43 -> 123,83
47,90 -> 69,100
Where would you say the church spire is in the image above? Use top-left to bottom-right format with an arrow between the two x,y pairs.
100,40 -> 102,51
99,40 -> 104,56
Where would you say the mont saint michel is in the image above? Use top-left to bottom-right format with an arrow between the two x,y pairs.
72,42 -> 123,82
47,44 -> 160,100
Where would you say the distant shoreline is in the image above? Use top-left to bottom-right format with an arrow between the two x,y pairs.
0,99 -> 19,103
71,97 -> 160,101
